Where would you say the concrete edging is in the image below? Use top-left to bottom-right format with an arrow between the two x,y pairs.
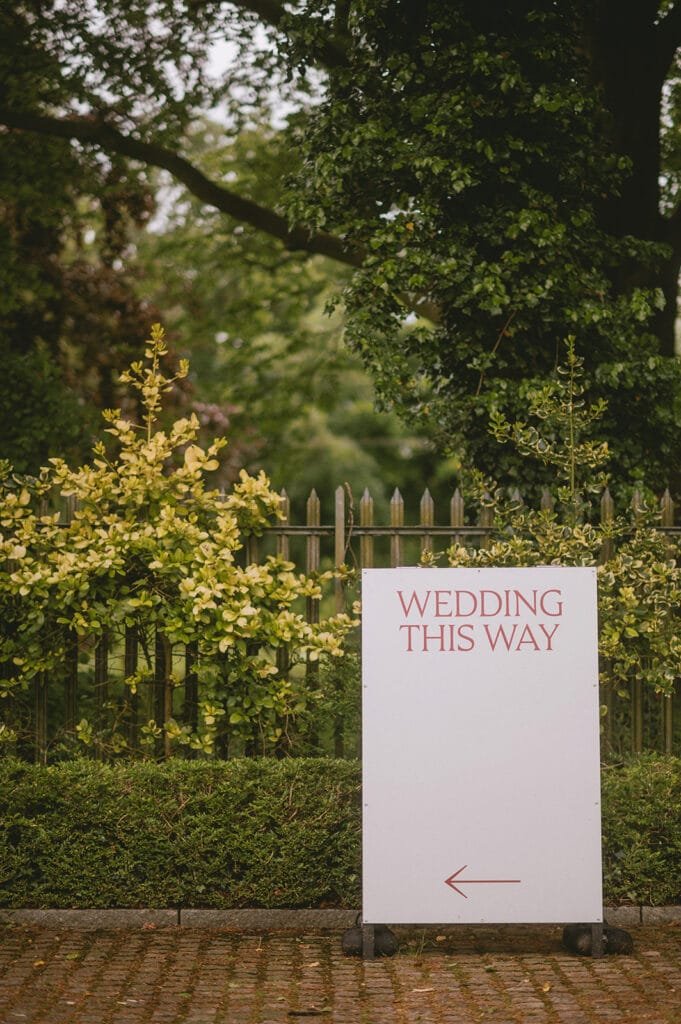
1,906 -> 680,930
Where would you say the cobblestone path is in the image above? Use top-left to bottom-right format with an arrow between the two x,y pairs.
1,924 -> 679,1023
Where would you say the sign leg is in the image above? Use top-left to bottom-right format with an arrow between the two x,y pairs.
591,922 -> 604,958
362,924 -> 375,960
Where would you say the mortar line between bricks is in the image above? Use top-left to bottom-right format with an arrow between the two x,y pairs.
640,952 -> 681,987
436,956 -> 486,1022
547,958 -> 608,1023
141,925 -> 197,1024
250,932 -> 270,1022
587,960 -> 651,1022
213,932 -> 243,1022
403,955 -> 444,1024
524,955 -> 567,1022
1,927 -> 104,1023
51,929 -> 120,1022
479,952 -> 536,1024
619,944 -> 681,995
613,949 -> 671,1003
475,955 -> 546,1024
302,932 -> 334,1017
174,928 -> 215,1023
556,953 -> 654,1024
382,955 -> 420,1024
10,927 -> 72,1023
103,928 -> 174,1024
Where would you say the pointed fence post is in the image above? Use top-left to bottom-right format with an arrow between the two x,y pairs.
95,631 -> 109,761
334,486 -> 346,756
360,488 -> 374,568
478,493 -> 494,550
599,488 -> 615,750
631,676 -> 644,755
63,493 -> 76,525
246,534 -> 259,565
661,489 -> 675,754
390,488 -> 404,567
306,489 -> 321,626
305,490 -> 321,746
34,672 -> 48,765
450,487 -> 464,546
184,641 -> 199,757
277,490 -> 290,561
65,632 -> 78,737
600,488 -> 614,563
154,631 -> 171,759
275,491 -> 291,753
628,492 -> 645,753
660,488 -> 674,532
420,487 -> 434,558
334,486 -> 346,614
125,627 -> 139,752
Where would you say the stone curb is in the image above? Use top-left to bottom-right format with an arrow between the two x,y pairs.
0,909 -> 180,930
1,906 -> 679,930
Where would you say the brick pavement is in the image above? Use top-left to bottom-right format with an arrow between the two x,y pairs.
0,923 -> 679,1024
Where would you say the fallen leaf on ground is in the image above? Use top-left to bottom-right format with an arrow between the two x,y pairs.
33,960 -> 45,967
542,982 -> 552,993
412,987 -> 434,993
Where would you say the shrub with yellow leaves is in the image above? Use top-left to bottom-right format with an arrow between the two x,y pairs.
446,340 -> 681,703
0,325 -> 355,756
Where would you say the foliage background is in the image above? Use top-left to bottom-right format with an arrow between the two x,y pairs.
2,2 -> 681,496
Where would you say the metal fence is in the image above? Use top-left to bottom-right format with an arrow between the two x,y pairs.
3,484 -> 680,763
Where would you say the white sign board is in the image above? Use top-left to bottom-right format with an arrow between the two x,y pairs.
362,567 -> 602,924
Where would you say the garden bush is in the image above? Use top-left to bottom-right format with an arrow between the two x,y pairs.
601,755 -> 681,906
0,326 -> 355,756
0,755 -> 679,909
0,758 -> 361,909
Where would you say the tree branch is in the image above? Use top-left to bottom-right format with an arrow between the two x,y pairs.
0,107 -> 361,267
0,105 -> 441,323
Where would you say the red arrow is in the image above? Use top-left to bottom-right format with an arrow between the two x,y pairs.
444,865 -> 521,898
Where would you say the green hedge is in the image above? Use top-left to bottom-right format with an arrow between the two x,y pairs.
0,759 -> 361,909
601,755 -> 681,906
0,756 -> 679,908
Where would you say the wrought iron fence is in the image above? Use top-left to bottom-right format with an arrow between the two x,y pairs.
2,484 -> 680,762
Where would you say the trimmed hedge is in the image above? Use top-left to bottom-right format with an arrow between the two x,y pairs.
0,756 -> 679,908
601,755 -> 681,906
0,759 -> 361,909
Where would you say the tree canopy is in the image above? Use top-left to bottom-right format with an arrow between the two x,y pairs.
2,1 -> 681,490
